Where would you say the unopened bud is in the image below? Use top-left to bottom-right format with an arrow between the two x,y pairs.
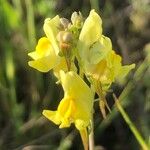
60,18 -> 70,29
57,31 -> 72,43
56,31 -> 65,42
71,11 -> 83,28
62,32 -> 72,43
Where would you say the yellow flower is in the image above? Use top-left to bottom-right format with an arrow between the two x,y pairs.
28,15 -> 61,72
77,9 -> 135,90
88,50 -> 135,90
79,9 -> 102,49
42,71 -> 93,131
28,15 -> 76,76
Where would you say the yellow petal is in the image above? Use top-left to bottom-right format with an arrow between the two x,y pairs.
57,97 -> 71,117
78,10 -> 102,65
28,37 -> 51,59
106,51 -> 135,81
117,64 -> 135,82
28,37 -> 58,72
28,55 -> 56,72
60,71 -> 93,109
79,9 -> 102,47
106,51 -> 122,81
58,98 -> 75,128
86,59 -> 107,80
42,110 -> 61,125
36,37 -> 51,57
89,36 -> 112,64
43,15 -> 60,55
28,51 -> 40,60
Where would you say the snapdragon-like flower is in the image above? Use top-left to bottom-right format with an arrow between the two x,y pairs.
77,10 -> 135,90
28,16 -> 60,72
28,15 -> 75,76
43,70 -> 93,131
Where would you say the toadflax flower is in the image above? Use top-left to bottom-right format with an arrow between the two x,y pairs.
42,70 -> 94,131
77,9 -> 135,118
77,9 -> 135,90
28,15 -> 60,72
28,15 -> 76,76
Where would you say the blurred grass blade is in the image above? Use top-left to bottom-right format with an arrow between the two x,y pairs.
90,0 -> 99,12
12,0 -> 23,19
0,0 -> 19,30
25,0 -> 36,49
113,94 -> 149,150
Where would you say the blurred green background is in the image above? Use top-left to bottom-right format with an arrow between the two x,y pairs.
0,0 -> 150,150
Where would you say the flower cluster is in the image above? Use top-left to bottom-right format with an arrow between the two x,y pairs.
28,9 -> 135,149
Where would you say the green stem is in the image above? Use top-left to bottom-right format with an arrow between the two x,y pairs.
88,83 -> 96,150
90,0 -> 99,12
65,56 -> 71,71
12,0 -> 22,19
89,113 -> 95,150
98,82 -> 111,112
96,81 -> 111,119
25,0 -> 36,48
113,94 -> 149,150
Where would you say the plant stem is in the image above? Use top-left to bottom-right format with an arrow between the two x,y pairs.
96,81 -> 111,118
90,0 -> 99,12
65,56 -> 71,71
25,0 -> 36,49
12,0 -> 22,19
89,113 -> 94,150
113,94 -> 149,150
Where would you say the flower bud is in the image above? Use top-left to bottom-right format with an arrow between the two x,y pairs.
62,32 -> 72,43
56,31 -> 65,42
57,31 -> 72,43
60,18 -> 70,29
71,11 -> 83,28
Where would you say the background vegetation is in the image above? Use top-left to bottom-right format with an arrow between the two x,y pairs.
0,0 -> 149,149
